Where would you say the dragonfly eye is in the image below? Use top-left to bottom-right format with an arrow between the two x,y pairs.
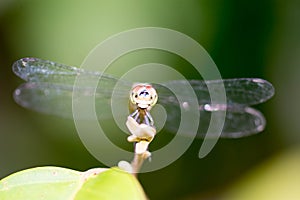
139,90 -> 149,97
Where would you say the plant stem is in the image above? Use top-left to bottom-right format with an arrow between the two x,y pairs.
131,151 -> 150,177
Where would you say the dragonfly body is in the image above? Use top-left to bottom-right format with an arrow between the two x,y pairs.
12,57 -> 275,138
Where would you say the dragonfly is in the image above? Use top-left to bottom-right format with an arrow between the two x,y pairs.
12,57 -> 275,139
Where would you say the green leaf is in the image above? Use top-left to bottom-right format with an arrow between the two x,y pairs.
0,166 -> 83,200
0,166 -> 146,200
75,167 -> 147,200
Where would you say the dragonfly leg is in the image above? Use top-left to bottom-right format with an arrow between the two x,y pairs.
144,115 -> 150,126
130,109 -> 140,122
145,111 -> 154,126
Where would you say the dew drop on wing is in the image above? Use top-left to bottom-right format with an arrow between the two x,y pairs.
182,102 -> 189,110
15,89 -> 21,96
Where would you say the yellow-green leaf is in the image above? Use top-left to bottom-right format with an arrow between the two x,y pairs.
0,166 -> 146,200
0,167 -> 83,200
75,167 -> 147,200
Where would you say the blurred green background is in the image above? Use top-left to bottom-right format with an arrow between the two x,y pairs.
1,0 -> 300,199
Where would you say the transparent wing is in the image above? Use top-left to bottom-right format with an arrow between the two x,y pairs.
13,58 -> 274,108
154,79 -> 274,138
162,101 -> 266,138
12,57 -> 132,89
13,57 -> 274,138
13,82 -> 130,120
156,78 -> 274,106
13,57 -> 132,119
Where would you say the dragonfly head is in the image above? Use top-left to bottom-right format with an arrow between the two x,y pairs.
130,84 -> 158,110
